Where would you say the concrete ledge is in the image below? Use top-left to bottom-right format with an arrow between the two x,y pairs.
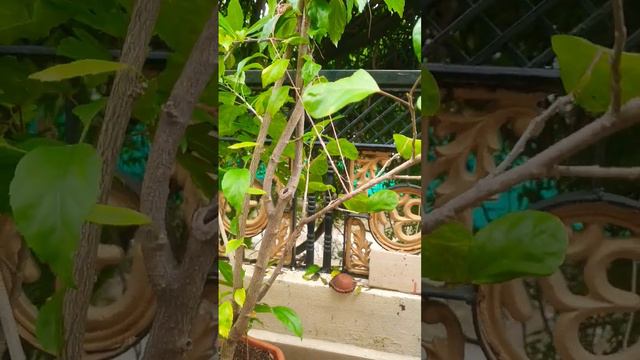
238,267 -> 421,357
250,329 -> 420,360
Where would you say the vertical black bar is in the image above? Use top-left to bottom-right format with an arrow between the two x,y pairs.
305,194 -> 316,268
322,169 -> 334,272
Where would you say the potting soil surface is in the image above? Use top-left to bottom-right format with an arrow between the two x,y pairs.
233,343 -> 274,360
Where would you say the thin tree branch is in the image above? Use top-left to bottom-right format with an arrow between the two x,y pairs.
492,95 -> 573,175
550,165 -> 640,180
610,0 -> 627,115
423,99 -> 640,233
62,0 -> 163,358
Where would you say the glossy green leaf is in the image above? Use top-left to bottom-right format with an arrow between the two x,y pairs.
309,154 -> 328,176
422,68 -> 440,116
383,0 -> 404,17
219,260 -> 234,285
234,288 -> 246,307
219,301 -> 233,338
307,181 -> 336,193
261,59 -> 289,88
328,0 -> 347,46
326,138 -> 358,160
272,306 -> 303,339
226,238 -> 247,254
552,35 -> 640,113
308,0 -> 331,39
367,190 -> 399,212
10,144 -> 100,286
343,193 -> 369,213
302,69 -> 380,118
393,134 -> 421,160
301,58 -> 321,85
226,0 -> 244,31
247,187 -> 266,195
266,85 -> 291,116
422,222 -> 474,283
29,60 -> 126,81
413,19 -> 421,61
221,168 -> 251,212
36,290 -> 64,355
255,303 -> 271,313
356,0 -> 368,12
85,204 -> 151,225
228,141 -> 258,150
469,211 -> 568,284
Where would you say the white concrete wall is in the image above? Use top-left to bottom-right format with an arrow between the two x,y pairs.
239,267 -> 421,358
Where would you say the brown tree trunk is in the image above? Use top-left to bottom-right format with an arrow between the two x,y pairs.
61,0 -> 163,358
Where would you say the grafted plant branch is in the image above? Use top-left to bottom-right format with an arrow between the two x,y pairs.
61,0 -> 163,358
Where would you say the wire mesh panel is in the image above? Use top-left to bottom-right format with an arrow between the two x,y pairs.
424,0 -> 640,67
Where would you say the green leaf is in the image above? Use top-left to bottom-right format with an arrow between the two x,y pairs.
85,204 -> 151,225
309,154 -> 328,176
303,69 -> 380,118
36,290 -> 64,355
552,35 -> 640,113
73,98 -> 108,126
266,85 -> 291,116
226,0 -> 244,31
303,264 -> 321,280
29,60 -> 126,82
343,193 -> 369,213
228,141 -> 258,150
302,58 -> 322,85
307,181 -> 336,193
261,59 -> 290,88
469,211 -> 568,284
219,301 -> 233,338
422,222 -> 474,283
308,0 -> 331,39
271,306 -> 303,339
328,0 -> 347,46
221,169 -> 251,212
234,288 -> 246,307
383,0 -> 404,17
422,69 -> 440,116
412,19 -> 421,61
247,187 -> 266,195
367,190 -> 399,212
326,138 -> 358,160
219,260 -> 234,285
255,303 -> 271,313
226,238 -> 247,254
10,144 -> 100,286
356,0 -> 368,12
393,134 -> 421,160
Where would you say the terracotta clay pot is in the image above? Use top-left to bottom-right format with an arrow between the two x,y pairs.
244,336 -> 286,360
